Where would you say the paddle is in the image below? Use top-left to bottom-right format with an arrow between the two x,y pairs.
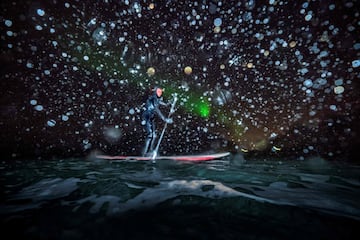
152,94 -> 178,160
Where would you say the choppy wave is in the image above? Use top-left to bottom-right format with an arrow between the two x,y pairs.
1,157 -> 359,239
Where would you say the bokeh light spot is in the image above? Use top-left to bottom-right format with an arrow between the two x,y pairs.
247,62 -> 254,68
147,67 -> 155,76
334,86 -> 344,94
289,41 -> 297,48
184,66 -> 192,75
213,26 -> 221,33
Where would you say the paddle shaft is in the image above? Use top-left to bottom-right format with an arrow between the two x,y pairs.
152,95 -> 177,159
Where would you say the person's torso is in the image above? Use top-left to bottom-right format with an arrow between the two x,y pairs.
145,95 -> 160,113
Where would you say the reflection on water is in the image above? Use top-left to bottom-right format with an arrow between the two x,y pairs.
1,155 -> 360,239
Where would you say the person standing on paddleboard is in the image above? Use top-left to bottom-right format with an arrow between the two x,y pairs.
142,87 -> 173,156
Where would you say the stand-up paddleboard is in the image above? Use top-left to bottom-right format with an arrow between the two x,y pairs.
96,152 -> 230,161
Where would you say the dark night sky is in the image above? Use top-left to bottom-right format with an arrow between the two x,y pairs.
0,0 -> 359,160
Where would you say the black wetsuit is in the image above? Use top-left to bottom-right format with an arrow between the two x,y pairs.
142,93 -> 169,156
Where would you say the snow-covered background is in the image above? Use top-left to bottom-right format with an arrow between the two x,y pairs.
1,0 -> 359,160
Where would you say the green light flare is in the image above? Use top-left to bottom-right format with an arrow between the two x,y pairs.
178,92 -> 211,118
153,85 -> 210,118
197,101 -> 210,117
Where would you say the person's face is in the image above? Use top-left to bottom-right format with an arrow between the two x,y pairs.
156,88 -> 163,97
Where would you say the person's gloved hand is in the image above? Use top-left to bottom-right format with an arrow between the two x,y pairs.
166,118 -> 173,124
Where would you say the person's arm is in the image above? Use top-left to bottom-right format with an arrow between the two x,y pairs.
155,104 -> 173,124
159,98 -> 170,106
154,105 -> 166,121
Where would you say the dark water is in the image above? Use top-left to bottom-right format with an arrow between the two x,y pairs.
1,154 -> 360,240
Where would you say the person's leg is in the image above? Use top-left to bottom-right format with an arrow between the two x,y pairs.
143,119 -> 155,156
142,120 -> 151,156
149,121 -> 157,153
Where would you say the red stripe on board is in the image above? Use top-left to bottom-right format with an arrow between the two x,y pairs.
96,152 -> 230,161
